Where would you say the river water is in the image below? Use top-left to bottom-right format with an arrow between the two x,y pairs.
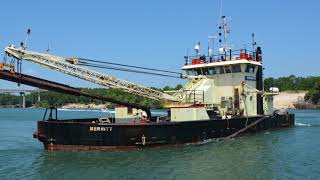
0,108 -> 319,180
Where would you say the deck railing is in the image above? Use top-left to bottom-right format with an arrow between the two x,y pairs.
183,90 -> 204,103
184,49 -> 261,65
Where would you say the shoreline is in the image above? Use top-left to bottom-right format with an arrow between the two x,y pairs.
273,91 -> 307,109
0,91 -> 317,110
60,103 -> 108,109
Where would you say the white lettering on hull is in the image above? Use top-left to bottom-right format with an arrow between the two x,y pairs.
89,126 -> 113,132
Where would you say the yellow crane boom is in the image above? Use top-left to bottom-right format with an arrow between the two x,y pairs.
5,45 -> 179,102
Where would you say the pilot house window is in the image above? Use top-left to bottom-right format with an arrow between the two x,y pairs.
202,68 -> 209,75
187,65 -> 243,76
208,67 -> 216,75
232,65 -> 241,73
216,67 -> 225,74
245,64 -> 256,73
225,66 -> 232,73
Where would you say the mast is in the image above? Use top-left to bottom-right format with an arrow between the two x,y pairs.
218,15 -> 231,60
222,16 -> 229,50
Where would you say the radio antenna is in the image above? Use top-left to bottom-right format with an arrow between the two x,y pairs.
252,33 -> 257,60
208,33 -> 216,58
220,0 -> 223,18
252,33 -> 257,51
24,29 -> 31,50
46,43 -> 51,52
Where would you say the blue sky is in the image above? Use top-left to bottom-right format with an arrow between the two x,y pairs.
1,0 -> 319,90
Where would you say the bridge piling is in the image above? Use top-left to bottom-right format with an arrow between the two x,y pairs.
19,92 -> 26,108
37,91 -> 41,102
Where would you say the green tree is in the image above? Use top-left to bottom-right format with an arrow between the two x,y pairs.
35,100 -> 50,108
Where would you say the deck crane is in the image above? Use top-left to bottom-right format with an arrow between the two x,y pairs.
4,45 -> 181,103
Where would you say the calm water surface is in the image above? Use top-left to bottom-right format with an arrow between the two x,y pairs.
0,108 -> 319,180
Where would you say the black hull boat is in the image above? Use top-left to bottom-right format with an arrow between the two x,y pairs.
3,14 -> 295,151
33,111 -> 294,151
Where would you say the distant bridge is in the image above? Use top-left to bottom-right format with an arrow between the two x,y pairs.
0,88 -> 47,108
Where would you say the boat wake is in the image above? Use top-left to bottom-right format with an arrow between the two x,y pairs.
295,122 -> 311,127
185,138 -> 222,147
101,109 -> 115,114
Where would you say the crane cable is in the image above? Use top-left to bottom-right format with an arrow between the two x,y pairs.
77,58 -> 183,79
78,58 -> 181,75
77,62 -> 182,79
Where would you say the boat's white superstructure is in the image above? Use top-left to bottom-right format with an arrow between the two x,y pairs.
165,16 -> 275,121
166,51 -> 274,120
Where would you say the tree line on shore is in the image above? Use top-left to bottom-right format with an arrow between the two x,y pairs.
0,85 -> 182,108
1,75 -> 319,108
